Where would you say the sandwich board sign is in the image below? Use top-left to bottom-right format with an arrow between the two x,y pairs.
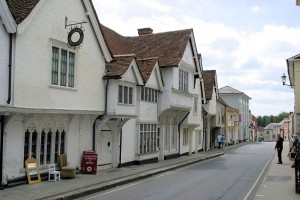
25,157 -> 41,185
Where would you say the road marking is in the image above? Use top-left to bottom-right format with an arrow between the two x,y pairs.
82,156 -> 221,200
243,151 -> 274,200
256,195 -> 264,197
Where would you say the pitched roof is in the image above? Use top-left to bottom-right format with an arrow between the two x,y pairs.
100,24 -> 193,68
219,86 -> 243,94
105,56 -> 135,77
264,123 -> 279,130
219,86 -> 252,99
6,0 -> 40,24
203,70 -> 216,100
137,57 -> 158,83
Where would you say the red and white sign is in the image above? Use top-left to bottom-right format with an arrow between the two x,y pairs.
82,151 -> 98,174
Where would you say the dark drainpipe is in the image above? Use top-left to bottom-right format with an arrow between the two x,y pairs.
178,112 -> 190,155
92,79 -> 109,151
118,122 -> 123,168
7,34 -> 13,104
0,116 -> 4,190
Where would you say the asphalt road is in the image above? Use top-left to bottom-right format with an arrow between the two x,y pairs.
78,142 -> 274,200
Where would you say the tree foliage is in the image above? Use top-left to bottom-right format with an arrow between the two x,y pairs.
256,112 -> 289,127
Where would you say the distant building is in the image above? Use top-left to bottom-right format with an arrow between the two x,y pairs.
219,86 -> 251,142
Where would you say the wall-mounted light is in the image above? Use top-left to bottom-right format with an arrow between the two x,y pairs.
281,73 -> 293,88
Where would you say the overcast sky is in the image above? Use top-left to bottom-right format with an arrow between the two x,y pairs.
92,0 -> 299,117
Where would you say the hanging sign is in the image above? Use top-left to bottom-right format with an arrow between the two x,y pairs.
68,27 -> 84,47
65,17 -> 87,47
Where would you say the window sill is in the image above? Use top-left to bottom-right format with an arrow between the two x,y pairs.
49,85 -> 77,91
117,103 -> 135,106
172,88 -> 193,97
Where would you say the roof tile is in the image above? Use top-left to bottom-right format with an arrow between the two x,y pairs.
6,0 -> 40,24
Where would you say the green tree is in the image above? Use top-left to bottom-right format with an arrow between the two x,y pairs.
256,112 -> 290,127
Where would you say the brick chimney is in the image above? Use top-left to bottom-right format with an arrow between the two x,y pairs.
138,28 -> 153,35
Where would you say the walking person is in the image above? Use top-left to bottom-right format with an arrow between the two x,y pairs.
275,134 -> 283,164
217,133 -> 222,149
221,134 -> 226,149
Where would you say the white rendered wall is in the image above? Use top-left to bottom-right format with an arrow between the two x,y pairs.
3,113 -> 94,182
12,0 -> 106,111
121,119 -> 137,163
0,20 -> 9,105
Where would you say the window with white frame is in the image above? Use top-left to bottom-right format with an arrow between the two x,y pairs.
141,87 -> 158,103
183,128 -> 189,146
193,97 -> 198,114
51,47 -> 75,88
139,124 -> 157,154
24,129 -> 65,167
118,85 -> 133,104
179,69 -> 188,91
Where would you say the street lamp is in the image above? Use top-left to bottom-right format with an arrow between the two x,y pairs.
281,73 -> 293,88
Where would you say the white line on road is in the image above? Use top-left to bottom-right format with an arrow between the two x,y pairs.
243,151 -> 275,200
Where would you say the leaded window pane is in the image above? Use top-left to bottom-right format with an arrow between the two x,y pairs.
141,87 -> 144,101
40,130 -> 46,165
24,130 -> 30,167
124,86 -> 128,104
118,85 -> 123,103
129,87 -> 133,104
68,52 -> 75,87
51,47 -> 59,85
60,50 -> 67,86
46,131 -> 52,164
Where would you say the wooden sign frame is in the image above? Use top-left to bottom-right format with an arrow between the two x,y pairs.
25,157 -> 41,185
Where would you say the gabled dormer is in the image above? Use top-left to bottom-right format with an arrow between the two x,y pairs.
104,55 -> 144,116
202,70 -> 219,115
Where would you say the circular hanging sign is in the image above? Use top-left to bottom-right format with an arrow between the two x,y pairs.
68,27 -> 84,47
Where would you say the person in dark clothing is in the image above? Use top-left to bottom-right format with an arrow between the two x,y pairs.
275,134 -> 283,164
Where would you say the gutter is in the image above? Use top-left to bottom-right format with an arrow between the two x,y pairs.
7,33 -> 12,104
178,112 -> 190,155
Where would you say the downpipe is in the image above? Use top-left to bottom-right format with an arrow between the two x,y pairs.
178,112 -> 190,155
92,79 -> 109,151
7,34 -> 13,104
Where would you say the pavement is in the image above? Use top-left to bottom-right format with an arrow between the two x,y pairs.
253,141 -> 300,200
0,142 -> 298,200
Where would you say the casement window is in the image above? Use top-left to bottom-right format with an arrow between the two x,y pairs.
118,85 -> 133,104
139,124 -> 157,154
193,97 -> 198,114
24,129 -> 65,167
179,69 -> 188,91
141,87 -> 158,103
183,128 -> 189,146
51,47 -> 75,88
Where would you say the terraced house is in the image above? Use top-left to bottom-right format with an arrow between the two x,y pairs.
0,0 -> 206,187
100,24 -> 206,164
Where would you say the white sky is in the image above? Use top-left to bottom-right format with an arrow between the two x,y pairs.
92,0 -> 300,117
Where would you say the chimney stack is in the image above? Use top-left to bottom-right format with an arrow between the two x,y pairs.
138,28 -> 153,35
